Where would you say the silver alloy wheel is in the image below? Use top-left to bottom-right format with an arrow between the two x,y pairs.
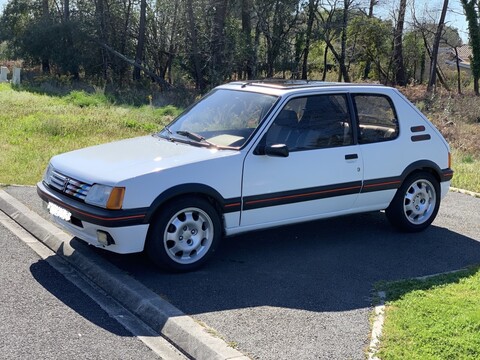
403,179 -> 437,225
163,207 -> 214,265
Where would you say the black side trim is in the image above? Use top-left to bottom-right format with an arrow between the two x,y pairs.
361,176 -> 402,193
223,198 -> 242,213
37,182 -> 148,227
243,181 -> 362,211
410,125 -> 426,133
411,134 -> 431,142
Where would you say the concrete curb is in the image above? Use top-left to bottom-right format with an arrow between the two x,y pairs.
0,189 -> 249,360
449,186 -> 480,198
367,291 -> 386,360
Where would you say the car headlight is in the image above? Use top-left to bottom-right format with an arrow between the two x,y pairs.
85,184 -> 125,210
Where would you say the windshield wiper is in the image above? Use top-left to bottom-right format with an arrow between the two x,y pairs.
176,130 -> 218,148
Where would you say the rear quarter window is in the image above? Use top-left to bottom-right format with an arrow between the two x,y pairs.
353,94 -> 399,144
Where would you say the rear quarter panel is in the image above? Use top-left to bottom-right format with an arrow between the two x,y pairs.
355,88 -> 450,209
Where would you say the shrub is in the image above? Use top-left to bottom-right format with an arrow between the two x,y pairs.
65,90 -> 109,107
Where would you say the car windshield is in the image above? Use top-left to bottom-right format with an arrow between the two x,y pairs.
159,89 -> 278,148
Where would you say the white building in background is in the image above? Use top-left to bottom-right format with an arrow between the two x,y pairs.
0,66 -> 9,82
12,67 -> 21,85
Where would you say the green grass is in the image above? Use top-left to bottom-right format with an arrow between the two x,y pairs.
0,83 -> 181,185
376,266 -> 480,360
451,150 -> 480,193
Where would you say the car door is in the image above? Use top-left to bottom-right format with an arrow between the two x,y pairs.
352,92 -> 405,209
240,93 -> 363,228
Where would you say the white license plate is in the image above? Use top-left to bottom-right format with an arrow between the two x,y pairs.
47,202 -> 72,222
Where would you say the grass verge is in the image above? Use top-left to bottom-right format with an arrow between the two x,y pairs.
0,83 -> 181,185
375,266 -> 480,359
451,150 -> 480,194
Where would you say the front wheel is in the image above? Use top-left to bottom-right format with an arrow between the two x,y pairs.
386,172 -> 440,232
146,197 -> 221,272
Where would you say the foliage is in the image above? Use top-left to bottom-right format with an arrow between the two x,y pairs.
347,14 -> 392,81
0,0 -> 475,91
64,90 -> 109,107
460,0 -> 480,94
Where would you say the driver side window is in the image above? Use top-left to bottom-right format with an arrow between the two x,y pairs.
266,94 -> 352,151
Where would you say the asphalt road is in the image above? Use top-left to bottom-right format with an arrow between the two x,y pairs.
5,185 -> 480,360
0,218 -> 160,359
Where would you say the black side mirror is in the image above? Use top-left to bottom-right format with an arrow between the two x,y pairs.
264,144 -> 289,157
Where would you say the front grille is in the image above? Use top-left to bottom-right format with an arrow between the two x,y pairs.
48,170 -> 91,201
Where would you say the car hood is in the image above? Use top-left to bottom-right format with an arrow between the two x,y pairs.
50,135 -> 238,185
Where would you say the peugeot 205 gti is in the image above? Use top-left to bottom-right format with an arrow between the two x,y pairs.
38,80 -> 454,271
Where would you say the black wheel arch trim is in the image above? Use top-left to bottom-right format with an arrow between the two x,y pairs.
37,181 -> 148,228
398,160 -> 453,183
144,183 -> 241,223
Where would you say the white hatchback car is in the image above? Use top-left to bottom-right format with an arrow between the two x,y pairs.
38,80 -> 453,271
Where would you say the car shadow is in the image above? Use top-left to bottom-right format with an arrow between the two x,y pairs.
101,210 -> 480,315
29,259 -> 135,337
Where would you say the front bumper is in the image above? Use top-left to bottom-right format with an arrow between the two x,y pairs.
37,181 -> 149,253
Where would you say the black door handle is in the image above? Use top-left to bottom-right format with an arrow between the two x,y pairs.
345,153 -> 358,160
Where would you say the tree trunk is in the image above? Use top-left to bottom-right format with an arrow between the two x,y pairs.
186,0 -> 205,90
162,0 -> 179,84
133,0 -> 147,81
420,50 -> 425,83
322,45 -> 328,81
338,0 -> 350,82
453,47 -> 462,94
301,0 -> 318,79
63,0 -> 79,79
393,0 -> 407,86
41,0 -> 50,74
241,0 -> 254,79
210,0 -> 228,85
363,0 -> 377,79
427,0 -> 449,92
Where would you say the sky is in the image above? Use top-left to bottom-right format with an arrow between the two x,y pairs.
0,0 -> 471,43
376,0 -> 470,43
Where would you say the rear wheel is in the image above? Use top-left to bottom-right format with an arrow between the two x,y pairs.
146,197 -> 221,272
386,172 -> 440,232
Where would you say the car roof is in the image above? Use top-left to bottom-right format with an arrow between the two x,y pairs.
216,80 -> 390,96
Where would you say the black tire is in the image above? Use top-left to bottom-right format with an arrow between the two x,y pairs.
146,197 -> 221,272
386,171 -> 440,232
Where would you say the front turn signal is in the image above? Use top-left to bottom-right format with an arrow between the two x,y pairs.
106,187 -> 125,210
